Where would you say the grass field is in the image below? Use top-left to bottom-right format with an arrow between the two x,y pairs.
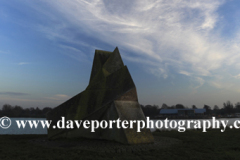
1,129 -> 240,160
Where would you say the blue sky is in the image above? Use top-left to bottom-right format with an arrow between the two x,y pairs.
1,0 -> 240,109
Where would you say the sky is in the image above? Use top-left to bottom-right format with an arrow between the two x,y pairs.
0,0 -> 240,109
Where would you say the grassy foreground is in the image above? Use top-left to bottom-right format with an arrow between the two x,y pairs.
1,129 -> 240,160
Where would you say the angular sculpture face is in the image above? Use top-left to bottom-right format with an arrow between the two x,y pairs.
47,47 -> 154,144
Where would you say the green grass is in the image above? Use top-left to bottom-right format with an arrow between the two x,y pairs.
1,129 -> 240,160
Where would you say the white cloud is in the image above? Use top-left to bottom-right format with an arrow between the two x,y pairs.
149,67 -> 168,79
179,70 -> 191,76
233,74 -> 240,79
25,0 -> 240,90
193,77 -> 205,89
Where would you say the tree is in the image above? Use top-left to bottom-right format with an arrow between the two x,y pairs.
42,107 -> 52,114
24,108 -> 30,117
214,105 -> 219,110
203,105 -> 211,115
141,104 -> 159,118
235,102 -> 240,110
213,105 -> 220,115
223,101 -> 234,114
170,105 -> 175,109
192,105 -> 197,109
2,104 -> 13,111
203,105 -> 211,110
176,104 -> 185,109
2,104 -> 14,116
12,105 -> 23,117
161,103 -> 168,109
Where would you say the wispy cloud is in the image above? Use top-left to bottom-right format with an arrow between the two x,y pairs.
22,0 -> 240,90
193,77 -> 205,89
41,2 -> 227,65
0,92 -> 29,96
59,44 -> 90,62
179,71 -> 191,77
46,94 -> 70,101
149,67 -> 168,79
233,74 -> 240,79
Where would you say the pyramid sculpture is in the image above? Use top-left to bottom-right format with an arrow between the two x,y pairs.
47,47 -> 154,144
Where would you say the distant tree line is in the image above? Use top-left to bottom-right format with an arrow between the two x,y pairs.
2,100 -> 240,118
141,100 -> 240,118
0,104 -> 52,118
141,104 -> 160,118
